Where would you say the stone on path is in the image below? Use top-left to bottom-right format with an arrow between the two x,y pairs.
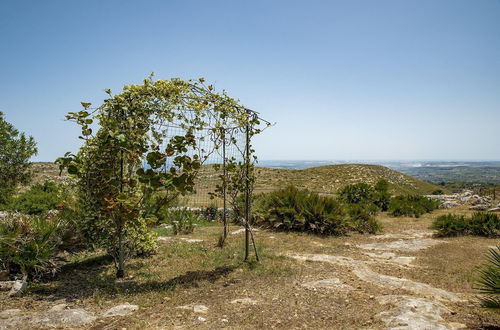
179,238 -> 203,243
373,230 -> 434,240
0,308 -> 97,329
363,252 -> 416,266
301,278 -> 354,291
176,304 -> 209,314
231,228 -> 259,235
376,295 -> 466,330
230,298 -> 258,305
0,309 -> 20,319
8,280 -> 27,297
353,264 -> 462,302
102,304 -> 139,317
358,239 -> 443,252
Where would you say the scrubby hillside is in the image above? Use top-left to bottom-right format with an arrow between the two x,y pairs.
31,162 -> 444,197
31,162 -> 68,185
253,164 -> 444,196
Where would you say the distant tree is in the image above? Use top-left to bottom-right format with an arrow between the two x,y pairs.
0,112 -> 37,205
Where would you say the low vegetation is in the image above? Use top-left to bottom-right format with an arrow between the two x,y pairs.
476,246 -> 500,308
8,181 -> 62,215
252,185 -> 381,235
432,212 -> 500,238
0,112 -> 37,207
0,213 -> 60,279
161,208 -> 198,235
389,195 -> 440,218
338,179 -> 391,211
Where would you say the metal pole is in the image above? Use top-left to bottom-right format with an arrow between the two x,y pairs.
222,128 -> 228,244
244,117 -> 250,261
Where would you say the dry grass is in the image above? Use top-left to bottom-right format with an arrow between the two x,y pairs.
3,206 -> 499,329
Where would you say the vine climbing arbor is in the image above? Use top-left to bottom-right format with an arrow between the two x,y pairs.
58,76 -> 270,277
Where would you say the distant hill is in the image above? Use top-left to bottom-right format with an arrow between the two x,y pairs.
252,164 -> 445,196
31,162 -> 444,197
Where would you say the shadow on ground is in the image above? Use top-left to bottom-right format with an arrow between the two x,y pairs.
29,255 -> 238,302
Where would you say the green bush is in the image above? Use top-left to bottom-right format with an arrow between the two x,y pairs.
338,183 -> 374,204
476,246 -> 500,308
201,204 -> 218,221
346,203 -> 382,234
338,180 -> 391,211
373,179 -> 391,211
0,112 -> 37,207
163,208 -> 200,235
432,189 -> 445,195
253,186 -> 380,235
0,213 -> 61,279
432,212 -> 500,237
389,195 -> 439,218
10,181 -> 62,215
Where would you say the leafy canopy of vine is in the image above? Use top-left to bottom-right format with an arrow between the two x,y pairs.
58,75 -> 269,277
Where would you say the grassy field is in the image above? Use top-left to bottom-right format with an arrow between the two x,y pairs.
4,206 -> 499,329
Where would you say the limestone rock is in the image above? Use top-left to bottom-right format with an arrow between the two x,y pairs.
0,308 -> 97,328
301,278 -> 354,291
376,295 -> 462,330
176,304 -> 209,313
358,239 -> 443,252
8,280 -> 27,297
0,309 -> 21,319
102,304 -> 139,317
230,298 -> 258,305
469,204 -> 489,211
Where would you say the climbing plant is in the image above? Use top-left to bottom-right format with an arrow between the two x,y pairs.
57,75 -> 268,277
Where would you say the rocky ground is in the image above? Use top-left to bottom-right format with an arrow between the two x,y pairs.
1,206 -> 499,329
426,190 -> 500,212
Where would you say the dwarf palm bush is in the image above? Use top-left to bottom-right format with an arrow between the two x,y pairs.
389,195 -> 439,218
433,212 -> 500,237
253,186 -> 380,235
338,180 -> 391,211
253,186 -> 346,235
163,208 -> 199,235
0,213 -> 61,279
477,246 -> 500,308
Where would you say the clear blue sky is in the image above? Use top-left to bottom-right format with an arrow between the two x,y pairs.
1,0 -> 499,161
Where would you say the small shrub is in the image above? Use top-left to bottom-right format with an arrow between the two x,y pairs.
10,181 -> 62,215
253,186 -> 381,235
164,208 -> 199,235
389,195 -> 439,218
338,180 -> 391,212
433,212 -> 500,237
0,213 -> 61,279
432,189 -> 445,195
346,203 -> 382,234
253,186 -> 347,235
201,204 -> 218,221
373,179 -> 391,211
476,246 -> 500,308
338,183 -> 374,204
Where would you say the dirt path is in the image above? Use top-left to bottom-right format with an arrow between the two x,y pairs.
288,229 -> 469,329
